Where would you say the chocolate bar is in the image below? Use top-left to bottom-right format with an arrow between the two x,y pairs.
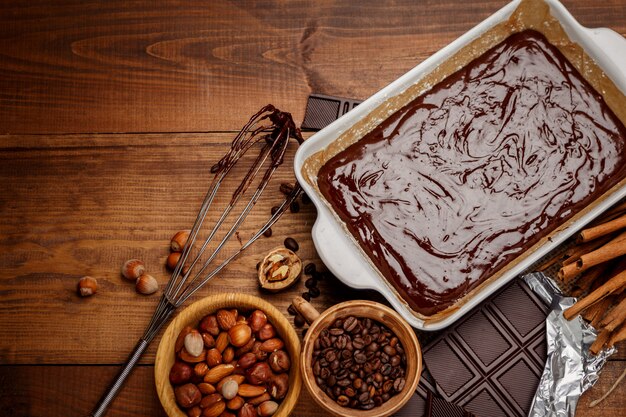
423,279 -> 549,417
301,94 -> 361,130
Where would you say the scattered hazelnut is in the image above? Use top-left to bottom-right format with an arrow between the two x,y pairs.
121,259 -> 145,281
77,276 -> 98,297
184,330 -> 204,358
239,403 -> 258,417
166,252 -> 181,270
171,230 -> 190,252
135,274 -> 158,295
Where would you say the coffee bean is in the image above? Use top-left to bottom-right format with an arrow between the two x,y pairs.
284,237 -> 299,252
279,183 -> 294,195
343,317 -> 357,332
373,396 -> 383,407
304,263 -> 316,275
358,392 -> 370,404
294,314 -> 305,327
210,162 -> 221,173
309,287 -> 321,298
301,192 -> 311,205
361,401 -> 375,410
289,201 -> 300,213
320,367 -> 330,379
325,350 -> 337,362
393,378 -> 406,392
390,355 -> 401,367
354,352 -> 367,364
271,205 -> 280,216
337,378 -> 351,387
305,278 -> 318,289
352,337 -> 365,349
383,345 -> 396,356
345,387 -> 356,397
383,380 -> 393,393
367,342 -> 379,353
329,328 -> 344,336
263,227 -> 272,237
337,395 -> 349,407
381,363 -> 392,376
302,292 -> 311,301
327,375 -> 336,387
287,304 -> 297,316
333,386 -> 342,398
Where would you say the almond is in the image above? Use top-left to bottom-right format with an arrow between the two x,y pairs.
217,375 -> 245,392
247,392 -> 271,406
260,338 -> 283,353
215,332 -> 229,353
216,309 -> 237,331
201,401 -> 225,417
179,347 -> 207,363
175,326 -> 193,353
206,348 -> 222,367
237,352 -> 257,369
226,396 -> 244,411
198,382 -> 216,395
204,364 -> 235,384
200,393 -> 223,409
222,346 -> 235,363
237,384 -> 267,397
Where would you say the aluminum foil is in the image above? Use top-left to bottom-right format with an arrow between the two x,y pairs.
523,272 -> 615,417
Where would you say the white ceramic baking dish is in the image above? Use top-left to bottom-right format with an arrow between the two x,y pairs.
294,0 -> 626,330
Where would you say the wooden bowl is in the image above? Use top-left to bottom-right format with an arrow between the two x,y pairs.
155,293 -> 302,417
295,299 -> 421,417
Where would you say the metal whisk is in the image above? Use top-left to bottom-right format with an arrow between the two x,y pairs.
90,105 -> 303,417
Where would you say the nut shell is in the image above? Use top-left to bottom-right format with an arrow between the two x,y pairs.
136,274 -> 159,295
77,276 -> 98,297
121,259 -> 146,281
171,230 -> 190,252
257,247 -> 302,293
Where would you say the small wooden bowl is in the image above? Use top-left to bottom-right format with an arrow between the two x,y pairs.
294,298 -> 421,417
155,293 -> 302,417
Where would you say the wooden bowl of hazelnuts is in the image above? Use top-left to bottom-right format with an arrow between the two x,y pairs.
155,293 -> 302,417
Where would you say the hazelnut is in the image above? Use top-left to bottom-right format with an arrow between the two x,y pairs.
268,373 -> 288,400
245,362 -> 273,385
221,379 -> 239,400
121,259 -> 145,280
257,400 -> 279,417
237,352 -> 257,369
257,324 -> 276,341
206,348 -> 222,367
175,383 -> 201,408
187,406 -> 201,417
238,403 -> 258,417
169,361 -> 193,385
260,338 -> 283,353
171,230 -> 190,252
135,273 -> 158,295
248,310 -> 267,333
184,330 -> 205,357
200,315 -> 220,336
251,341 -> 268,361
166,252 -> 181,270
268,350 -> 290,373
228,324 -> 252,348
77,276 -> 98,297
234,337 -> 256,357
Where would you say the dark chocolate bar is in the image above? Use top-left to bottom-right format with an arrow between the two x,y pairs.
301,93 -> 361,130
422,279 -> 549,417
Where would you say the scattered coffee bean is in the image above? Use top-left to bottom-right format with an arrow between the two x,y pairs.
294,314 -> 305,328
287,304 -> 297,316
301,192 -> 311,205
305,278 -> 317,289
304,263 -> 316,275
263,227 -> 272,238
279,183 -> 294,195
284,237 -> 299,252
290,201 -> 300,213
311,316 -> 406,410
302,292 -> 311,301
271,205 -> 280,216
308,287 -> 321,298
210,162 -> 221,173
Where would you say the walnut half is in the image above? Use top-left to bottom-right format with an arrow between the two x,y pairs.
257,247 -> 302,293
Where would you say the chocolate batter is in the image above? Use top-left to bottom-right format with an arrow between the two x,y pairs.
317,30 -> 626,316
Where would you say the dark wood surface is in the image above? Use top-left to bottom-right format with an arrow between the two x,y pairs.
0,1 -> 625,416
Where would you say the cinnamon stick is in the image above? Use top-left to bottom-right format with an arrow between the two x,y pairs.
599,296 -> 626,332
573,263 -> 612,293
562,234 -> 615,266
584,297 -> 613,328
607,322 -> 626,348
590,329 -> 611,355
579,213 -> 626,242
563,269 -> 626,320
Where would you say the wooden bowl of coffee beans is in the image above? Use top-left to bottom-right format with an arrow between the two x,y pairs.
155,293 -> 302,417
293,297 -> 421,417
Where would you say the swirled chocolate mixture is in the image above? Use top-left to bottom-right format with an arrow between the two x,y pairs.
318,30 -> 626,316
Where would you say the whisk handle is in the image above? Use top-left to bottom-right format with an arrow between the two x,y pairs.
89,338 -> 150,417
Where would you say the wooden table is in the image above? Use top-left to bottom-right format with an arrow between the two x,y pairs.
1,1 -> 625,416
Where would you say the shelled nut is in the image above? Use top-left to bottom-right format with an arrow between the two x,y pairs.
257,247 -> 302,293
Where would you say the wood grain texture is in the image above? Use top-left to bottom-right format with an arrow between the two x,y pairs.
2,0 -> 626,416
0,0 -> 624,134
